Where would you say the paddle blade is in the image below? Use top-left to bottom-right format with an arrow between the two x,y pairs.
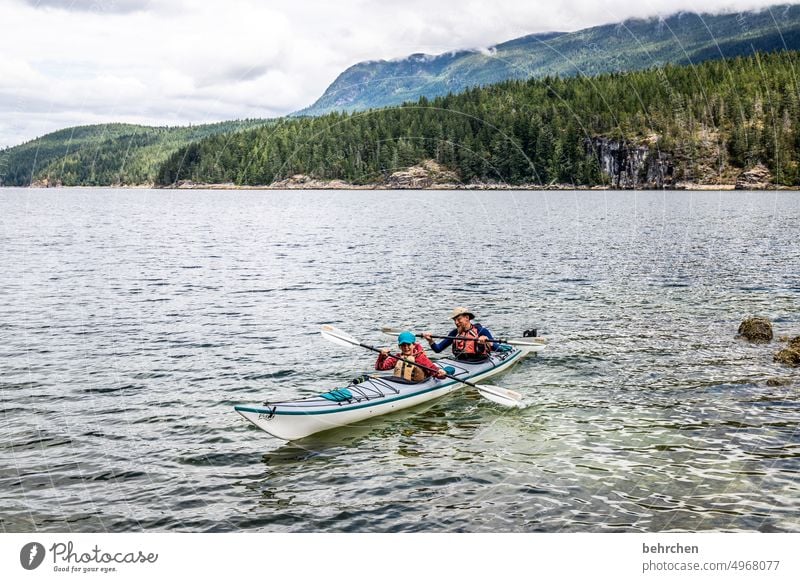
381,326 -> 402,337
475,384 -> 525,409
320,325 -> 359,348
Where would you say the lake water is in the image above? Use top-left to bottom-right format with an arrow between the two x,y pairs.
1,188 -> 798,532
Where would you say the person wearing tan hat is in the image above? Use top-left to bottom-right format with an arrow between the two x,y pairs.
422,307 -> 498,362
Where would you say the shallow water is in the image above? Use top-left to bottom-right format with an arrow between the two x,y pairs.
0,188 -> 798,532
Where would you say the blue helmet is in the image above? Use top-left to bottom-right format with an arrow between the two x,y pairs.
397,331 -> 416,346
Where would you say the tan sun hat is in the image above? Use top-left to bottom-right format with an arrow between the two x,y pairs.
450,307 -> 475,320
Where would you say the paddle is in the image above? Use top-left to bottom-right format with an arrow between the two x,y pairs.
320,325 -> 524,408
381,326 -> 547,346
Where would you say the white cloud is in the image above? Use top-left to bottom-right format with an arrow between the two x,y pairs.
20,0 -> 154,14
0,0 -> 795,147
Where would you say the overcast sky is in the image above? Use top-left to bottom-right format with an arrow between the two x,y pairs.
0,0 -> 794,148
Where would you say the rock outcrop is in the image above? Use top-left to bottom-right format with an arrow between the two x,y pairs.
386,160 -> 459,189
773,336 -> 800,367
30,178 -> 62,188
257,160 -> 461,189
735,163 -> 773,189
737,316 -> 773,343
268,174 -> 355,189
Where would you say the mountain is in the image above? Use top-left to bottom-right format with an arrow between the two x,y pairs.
297,4 -> 800,116
0,120 -> 271,187
158,51 -> 800,189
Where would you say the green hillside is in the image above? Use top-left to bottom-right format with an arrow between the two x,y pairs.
158,51 -> 800,188
0,120 -> 271,187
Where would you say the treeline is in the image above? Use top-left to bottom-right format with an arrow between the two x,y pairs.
0,120 -> 271,187
157,50 -> 800,187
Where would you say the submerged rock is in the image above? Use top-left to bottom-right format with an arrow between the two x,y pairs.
765,377 -> 794,386
773,335 -> 800,368
773,348 -> 800,367
737,317 -> 773,343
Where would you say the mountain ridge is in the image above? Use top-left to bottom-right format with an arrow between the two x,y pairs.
295,4 -> 800,116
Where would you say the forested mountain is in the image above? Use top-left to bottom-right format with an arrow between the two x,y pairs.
0,120 -> 271,187
158,51 -> 800,188
298,4 -> 800,116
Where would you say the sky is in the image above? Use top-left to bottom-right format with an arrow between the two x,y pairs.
0,0 -> 795,148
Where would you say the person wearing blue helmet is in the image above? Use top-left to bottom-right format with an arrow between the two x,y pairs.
375,330 -> 446,382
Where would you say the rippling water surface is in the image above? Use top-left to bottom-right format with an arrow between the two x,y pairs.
1,188 -> 798,532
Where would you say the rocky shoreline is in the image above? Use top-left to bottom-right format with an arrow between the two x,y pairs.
168,180 -> 744,191
20,181 -> 797,190
166,159 -> 776,191
152,158 -> 792,191
21,159 -> 797,191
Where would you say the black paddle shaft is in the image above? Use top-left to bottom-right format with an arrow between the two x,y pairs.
426,333 -> 505,344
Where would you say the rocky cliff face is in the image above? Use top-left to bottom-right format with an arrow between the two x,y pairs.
586,137 -> 776,189
586,137 -> 675,188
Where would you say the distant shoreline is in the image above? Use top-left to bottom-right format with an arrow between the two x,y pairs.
5,183 -> 799,191
166,182 -> 744,191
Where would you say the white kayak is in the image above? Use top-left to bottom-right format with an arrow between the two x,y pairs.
234,342 -> 542,441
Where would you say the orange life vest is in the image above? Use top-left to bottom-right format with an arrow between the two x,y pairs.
453,324 -> 490,358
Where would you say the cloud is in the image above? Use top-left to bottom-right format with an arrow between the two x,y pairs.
0,0 -> 797,148
21,0 -> 153,14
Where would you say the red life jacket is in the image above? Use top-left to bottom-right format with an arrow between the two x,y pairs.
453,324 -> 490,358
